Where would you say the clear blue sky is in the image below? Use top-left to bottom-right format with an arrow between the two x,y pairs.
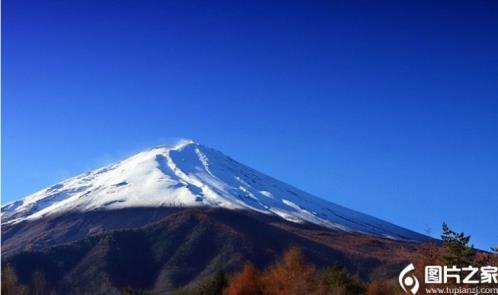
3,0 -> 497,249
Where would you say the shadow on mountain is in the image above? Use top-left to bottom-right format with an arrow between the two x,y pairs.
2,207 -> 424,294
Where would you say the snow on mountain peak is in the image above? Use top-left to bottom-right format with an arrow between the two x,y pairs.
1,141 -> 427,241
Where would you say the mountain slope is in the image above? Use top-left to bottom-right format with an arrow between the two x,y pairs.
2,208 -> 420,294
2,140 -> 425,241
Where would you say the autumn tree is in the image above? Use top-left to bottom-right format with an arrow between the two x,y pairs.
474,245 -> 498,268
411,240 -> 441,291
260,247 -> 317,295
223,263 -> 262,295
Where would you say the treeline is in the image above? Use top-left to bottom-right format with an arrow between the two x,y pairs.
174,222 -> 498,295
171,247 -> 366,295
222,248 -> 367,295
412,223 -> 498,292
3,223 -> 497,295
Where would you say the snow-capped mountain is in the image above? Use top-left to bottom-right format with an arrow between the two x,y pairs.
1,140 -> 425,241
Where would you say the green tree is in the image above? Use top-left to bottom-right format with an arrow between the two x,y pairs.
440,222 -> 474,267
319,266 -> 365,295
194,263 -> 228,295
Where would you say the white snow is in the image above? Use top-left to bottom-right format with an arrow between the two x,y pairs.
1,140 -> 427,241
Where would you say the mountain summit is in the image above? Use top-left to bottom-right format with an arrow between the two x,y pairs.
2,140 -> 425,241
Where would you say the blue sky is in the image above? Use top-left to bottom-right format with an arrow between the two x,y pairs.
3,0 -> 497,249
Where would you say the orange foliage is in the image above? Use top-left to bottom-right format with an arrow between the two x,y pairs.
365,279 -> 397,295
224,247 -> 367,295
260,247 -> 317,295
412,242 -> 440,291
223,263 -> 262,295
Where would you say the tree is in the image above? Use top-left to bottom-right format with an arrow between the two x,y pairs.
260,247 -> 317,295
440,222 -> 474,267
318,266 -> 365,295
1,265 -> 28,295
194,263 -> 228,295
413,241 -> 441,290
223,263 -> 262,295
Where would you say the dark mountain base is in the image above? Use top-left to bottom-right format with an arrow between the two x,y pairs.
2,207 -> 423,294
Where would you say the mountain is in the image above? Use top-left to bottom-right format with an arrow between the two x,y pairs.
1,140 -> 431,293
2,140 -> 425,241
2,207 -> 423,294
